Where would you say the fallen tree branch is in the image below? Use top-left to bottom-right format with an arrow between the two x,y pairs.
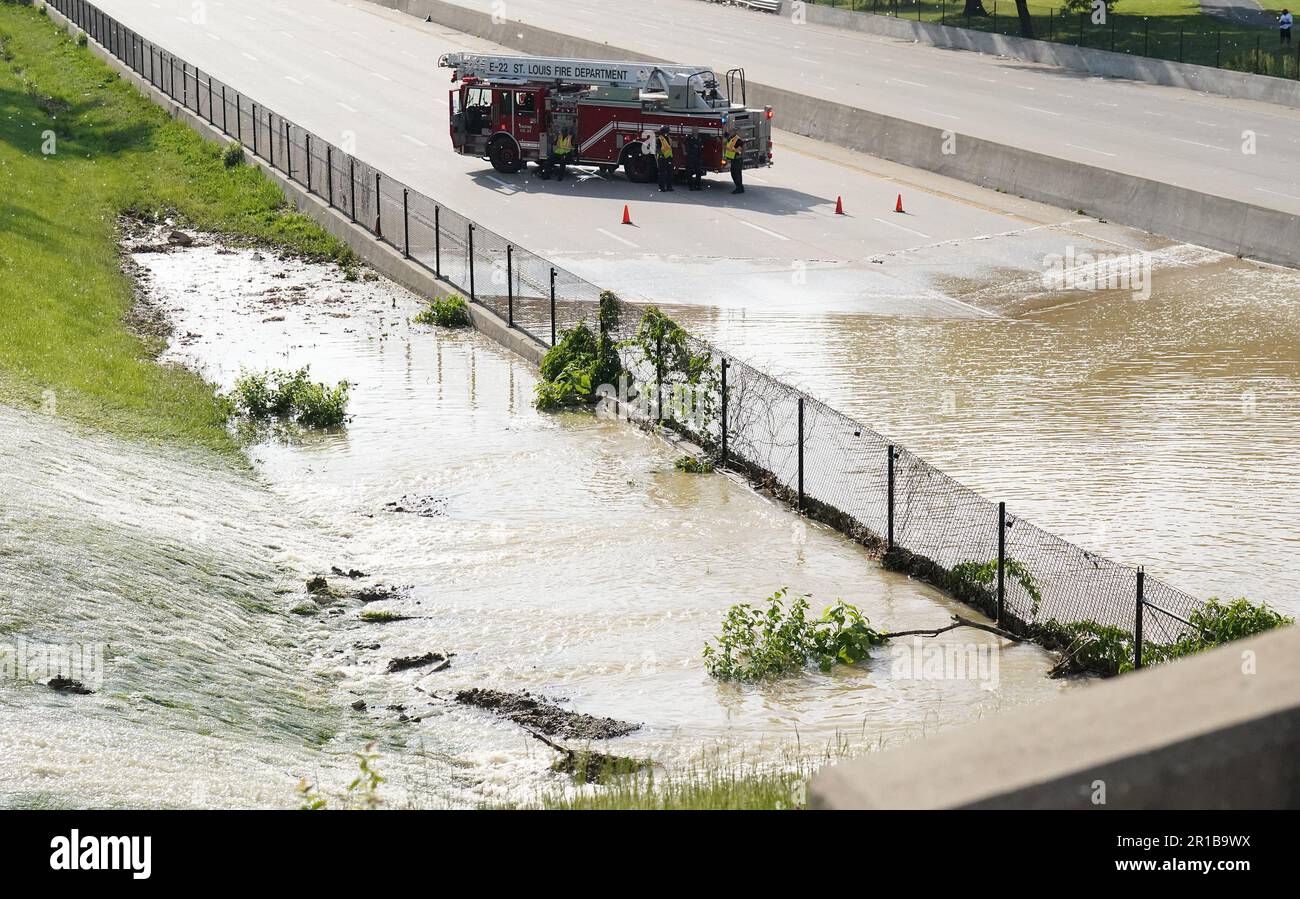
885,614 -> 1021,642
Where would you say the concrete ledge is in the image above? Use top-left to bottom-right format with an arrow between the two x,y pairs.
44,2 -> 545,368
785,1 -> 1300,110
810,625 -> 1300,809
377,0 -> 1299,269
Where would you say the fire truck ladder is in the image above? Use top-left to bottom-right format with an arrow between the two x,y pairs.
438,52 -> 721,95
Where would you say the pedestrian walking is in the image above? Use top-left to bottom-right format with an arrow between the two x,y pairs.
1281,9 -> 1293,45
656,126 -> 675,192
724,129 -> 744,195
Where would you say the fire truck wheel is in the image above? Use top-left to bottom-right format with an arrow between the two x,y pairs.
622,148 -> 657,184
488,137 -> 523,174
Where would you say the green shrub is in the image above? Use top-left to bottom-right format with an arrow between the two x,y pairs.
1041,597 -> 1292,677
231,366 -> 349,428
675,455 -> 714,474
221,141 -> 245,168
533,291 -> 625,411
413,294 -> 471,328
535,323 -> 600,410
951,557 -> 1042,619
703,589 -> 888,682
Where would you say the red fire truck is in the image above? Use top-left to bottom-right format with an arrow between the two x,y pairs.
438,52 -> 773,183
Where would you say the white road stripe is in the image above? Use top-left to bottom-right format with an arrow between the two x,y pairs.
887,78 -> 928,88
738,220 -> 789,241
337,101 -> 357,112
402,133 -> 427,147
1171,137 -> 1231,152
241,52 -> 258,62
486,175 -> 514,190
1066,142 -> 1117,157
1255,186 -> 1300,202
597,227 -> 639,248
372,72 -> 392,82
920,108 -> 960,121
873,217 -> 932,239
1019,105 -> 1061,116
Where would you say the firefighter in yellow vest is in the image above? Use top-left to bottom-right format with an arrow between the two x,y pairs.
656,126 -> 675,193
724,129 -> 745,195
552,127 -> 574,181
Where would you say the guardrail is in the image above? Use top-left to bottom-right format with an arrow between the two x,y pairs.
47,0 -> 1206,670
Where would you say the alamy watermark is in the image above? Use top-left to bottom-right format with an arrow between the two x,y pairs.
890,638 -> 1000,692
0,637 -> 105,689
1042,246 -> 1152,299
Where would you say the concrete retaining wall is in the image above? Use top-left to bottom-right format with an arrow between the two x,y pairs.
43,3 -> 546,367
376,0 -> 1300,268
810,624 -> 1300,809
787,1 -> 1300,110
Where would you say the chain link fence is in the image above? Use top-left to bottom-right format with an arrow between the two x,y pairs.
53,0 -> 1204,666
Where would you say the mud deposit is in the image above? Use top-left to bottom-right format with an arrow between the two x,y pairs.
455,688 -> 640,740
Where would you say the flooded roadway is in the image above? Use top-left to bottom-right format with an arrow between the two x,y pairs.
0,240 -> 1070,809
673,252 -> 1300,615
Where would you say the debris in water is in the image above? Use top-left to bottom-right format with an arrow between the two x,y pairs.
383,495 -> 448,518
46,677 -> 94,695
386,652 -> 451,674
332,567 -> 369,579
454,688 -> 640,740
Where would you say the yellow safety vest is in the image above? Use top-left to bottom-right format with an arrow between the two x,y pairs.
657,135 -> 673,159
554,135 -> 573,155
724,135 -> 742,160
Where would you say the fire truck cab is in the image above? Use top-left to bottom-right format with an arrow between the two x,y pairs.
439,52 -> 773,183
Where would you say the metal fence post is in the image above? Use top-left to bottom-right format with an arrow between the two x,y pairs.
404,190 -> 411,259
1143,18 -> 1149,56
270,115 -> 276,169
655,334 -> 664,422
326,145 -> 333,206
1078,11 -> 1084,47
207,74 -> 213,125
1135,567 -> 1145,669
506,245 -> 514,325
468,224 -> 476,301
720,358 -> 729,467
306,132 -> 312,189
1178,27 -> 1183,64
434,207 -> 442,277
235,93 -> 241,143
221,85 -> 227,134
549,267 -> 556,345
887,445 -> 895,551
797,397 -> 805,512
1216,27 -> 1222,68
997,501 -> 1007,624
375,173 -> 382,237
349,158 -> 356,222
182,61 -> 187,108
252,102 -> 258,157
285,120 -> 292,177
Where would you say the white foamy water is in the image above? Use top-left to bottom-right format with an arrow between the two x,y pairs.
0,242 -> 1072,808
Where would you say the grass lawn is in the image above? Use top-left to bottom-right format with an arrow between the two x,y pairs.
812,0 -> 1300,75
0,1 -> 355,455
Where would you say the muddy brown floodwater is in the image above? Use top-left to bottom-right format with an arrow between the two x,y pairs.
673,251 -> 1300,616
0,237 -> 1074,809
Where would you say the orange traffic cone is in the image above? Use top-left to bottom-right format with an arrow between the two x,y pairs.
895,194 -> 904,214
622,204 -> 632,225
834,196 -> 845,215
